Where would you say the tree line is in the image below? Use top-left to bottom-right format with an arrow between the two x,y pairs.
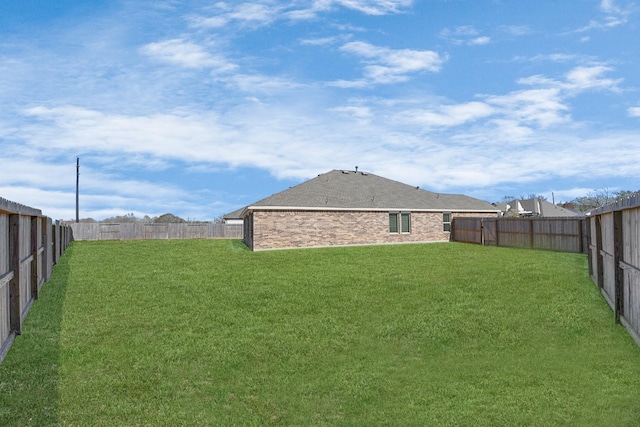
559,189 -> 640,213
74,213 -> 223,224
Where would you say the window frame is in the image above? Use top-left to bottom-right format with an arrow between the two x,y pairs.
443,212 -> 452,232
389,212 -> 399,233
389,212 -> 411,234
401,212 -> 411,234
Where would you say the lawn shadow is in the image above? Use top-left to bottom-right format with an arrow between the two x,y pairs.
0,244 -> 73,426
228,238 -> 251,252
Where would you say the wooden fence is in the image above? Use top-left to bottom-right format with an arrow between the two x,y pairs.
0,197 -> 73,364
587,194 -> 640,346
452,217 -> 588,254
70,222 -> 243,241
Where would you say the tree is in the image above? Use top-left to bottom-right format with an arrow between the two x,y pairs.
153,213 -> 186,223
518,194 -> 547,201
565,188 -> 640,213
101,213 -> 139,223
614,190 -> 640,200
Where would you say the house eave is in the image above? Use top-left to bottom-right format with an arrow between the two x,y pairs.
245,205 -> 500,214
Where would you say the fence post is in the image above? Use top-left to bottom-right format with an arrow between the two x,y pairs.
53,220 -> 60,265
8,215 -> 21,335
30,217 -> 39,301
529,218 -> 534,249
41,218 -> 49,283
579,219 -> 585,254
595,216 -> 604,289
613,210 -> 624,324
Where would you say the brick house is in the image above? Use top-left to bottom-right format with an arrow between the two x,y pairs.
241,169 -> 500,250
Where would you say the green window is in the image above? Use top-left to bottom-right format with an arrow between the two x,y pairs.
443,212 -> 452,232
389,213 -> 399,233
401,213 -> 411,233
390,212 -> 411,233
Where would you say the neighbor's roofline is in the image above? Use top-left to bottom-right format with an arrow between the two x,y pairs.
243,205 -> 500,215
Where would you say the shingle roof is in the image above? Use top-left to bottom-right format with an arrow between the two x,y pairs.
222,207 -> 245,220
505,198 -> 582,217
247,170 -> 498,212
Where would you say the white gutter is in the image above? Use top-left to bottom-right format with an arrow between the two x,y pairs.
243,205 -> 501,215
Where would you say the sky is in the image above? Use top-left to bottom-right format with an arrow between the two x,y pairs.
1,0 -> 639,221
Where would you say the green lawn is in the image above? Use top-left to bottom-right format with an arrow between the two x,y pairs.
1,240 -> 640,426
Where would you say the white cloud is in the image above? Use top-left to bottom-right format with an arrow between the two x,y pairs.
499,25 -> 532,37
600,0 -> 621,14
329,105 -> 373,123
628,107 -> 640,117
517,65 -> 622,94
333,41 -> 444,85
300,36 -> 346,46
485,88 -> 570,128
469,36 -> 491,46
140,39 -> 237,72
191,0 -> 412,26
294,0 -> 413,17
399,102 -> 495,128
21,106 -> 234,164
574,0 -> 631,32
519,53 -> 584,63
332,0 -> 414,15
219,74 -> 306,94
440,26 -> 490,46
564,65 -> 622,92
190,2 -> 280,28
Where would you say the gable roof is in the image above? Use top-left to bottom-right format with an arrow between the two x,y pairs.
502,198 -> 582,217
222,207 -> 245,220
246,170 -> 498,213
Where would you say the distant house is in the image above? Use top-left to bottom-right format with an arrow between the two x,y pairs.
222,207 -> 245,225
494,198 -> 582,218
240,169 -> 500,251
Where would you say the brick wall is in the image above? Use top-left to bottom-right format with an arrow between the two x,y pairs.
247,210 -> 496,250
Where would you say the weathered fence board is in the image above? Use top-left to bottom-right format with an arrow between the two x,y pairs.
452,217 -> 587,254
70,222 -> 243,241
588,193 -> 640,347
0,198 -> 72,364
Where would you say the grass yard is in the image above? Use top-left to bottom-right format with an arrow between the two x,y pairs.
1,240 -> 640,426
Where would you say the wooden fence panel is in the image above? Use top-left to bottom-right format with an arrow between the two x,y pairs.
483,218 -> 497,246
621,207 -> 640,339
0,198 -> 72,364
588,194 -> 640,347
600,213 -> 616,308
451,217 -> 482,244
494,219 -> 531,249
70,222 -> 243,240
19,216 -> 33,321
532,218 -> 584,253
452,217 -> 586,254
588,216 -> 601,288
145,224 -> 169,239
0,214 -> 9,354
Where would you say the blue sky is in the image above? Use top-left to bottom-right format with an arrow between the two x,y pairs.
1,0 -> 639,220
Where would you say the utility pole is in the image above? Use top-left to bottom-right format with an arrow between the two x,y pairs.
76,157 -> 80,223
